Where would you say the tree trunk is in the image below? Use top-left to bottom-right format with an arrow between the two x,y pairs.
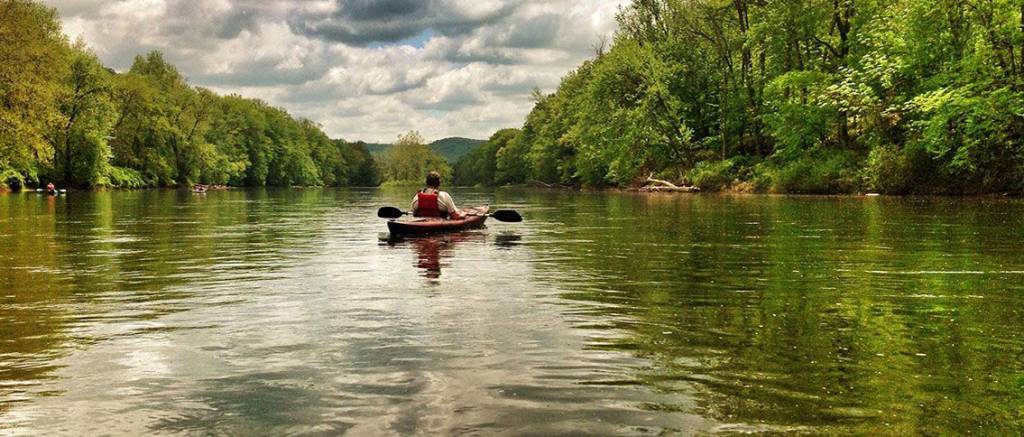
60,103 -> 81,186
63,138 -> 72,186
833,0 -> 853,148
735,0 -> 757,155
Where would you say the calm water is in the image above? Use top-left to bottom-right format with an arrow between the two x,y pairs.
1,188 -> 1023,435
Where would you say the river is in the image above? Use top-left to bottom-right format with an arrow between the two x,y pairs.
1,188 -> 1022,435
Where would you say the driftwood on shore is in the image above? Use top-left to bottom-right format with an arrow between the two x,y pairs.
192,184 -> 230,192
638,175 -> 699,193
524,176 -> 698,193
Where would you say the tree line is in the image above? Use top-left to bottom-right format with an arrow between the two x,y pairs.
0,0 -> 379,189
456,0 -> 1024,194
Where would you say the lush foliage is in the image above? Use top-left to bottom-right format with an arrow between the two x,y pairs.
453,129 -> 519,186
0,0 -> 67,187
460,0 -> 1024,194
378,131 -> 452,185
340,141 -> 382,186
0,0 -> 377,189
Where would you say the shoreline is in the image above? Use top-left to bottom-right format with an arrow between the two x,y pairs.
496,184 -> 1024,199
4,184 -> 1022,199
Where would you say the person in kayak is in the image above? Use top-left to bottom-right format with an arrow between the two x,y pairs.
411,171 -> 462,219
46,182 -> 56,195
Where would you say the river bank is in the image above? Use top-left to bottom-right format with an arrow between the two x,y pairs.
514,180 -> 1024,198
7,182 -> 1023,199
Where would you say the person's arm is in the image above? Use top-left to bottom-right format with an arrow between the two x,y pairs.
411,194 -> 419,213
440,192 -> 461,219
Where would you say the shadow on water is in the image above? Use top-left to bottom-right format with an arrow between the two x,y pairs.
493,232 -> 523,249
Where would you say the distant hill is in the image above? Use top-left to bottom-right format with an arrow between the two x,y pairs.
363,143 -> 391,156
360,137 -> 486,164
428,137 -> 486,163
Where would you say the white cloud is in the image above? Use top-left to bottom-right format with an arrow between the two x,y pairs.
43,0 -> 628,142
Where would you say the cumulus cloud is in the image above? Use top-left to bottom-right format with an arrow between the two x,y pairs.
44,0 -> 628,142
287,0 -> 524,47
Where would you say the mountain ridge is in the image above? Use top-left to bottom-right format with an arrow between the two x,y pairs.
359,137 -> 486,164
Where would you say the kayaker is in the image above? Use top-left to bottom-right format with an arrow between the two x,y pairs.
46,182 -> 56,195
411,171 -> 462,219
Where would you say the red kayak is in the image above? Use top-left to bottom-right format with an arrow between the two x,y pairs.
387,206 -> 489,235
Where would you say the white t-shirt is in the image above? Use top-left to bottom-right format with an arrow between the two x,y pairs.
411,189 -> 458,216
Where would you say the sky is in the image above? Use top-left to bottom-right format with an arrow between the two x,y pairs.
44,0 -> 628,143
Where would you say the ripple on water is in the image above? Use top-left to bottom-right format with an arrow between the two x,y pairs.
2,190 -> 1024,434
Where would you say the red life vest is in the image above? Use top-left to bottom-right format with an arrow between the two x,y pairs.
415,191 -> 444,218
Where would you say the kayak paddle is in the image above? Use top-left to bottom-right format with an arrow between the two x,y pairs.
475,210 -> 523,222
377,207 -> 523,223
377,206 -> 407,219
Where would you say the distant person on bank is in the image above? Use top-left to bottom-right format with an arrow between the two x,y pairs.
411,171 -> 462,220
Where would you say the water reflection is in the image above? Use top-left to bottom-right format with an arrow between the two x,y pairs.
0,189 -> 343,424
2,189 -> 1024,434
516,193 -> 1024,434
383,233 -> 487,281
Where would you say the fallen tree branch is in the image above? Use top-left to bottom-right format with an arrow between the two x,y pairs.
640,174 -> 700,193
640,185 -> 700,193
646,174 -> 681,188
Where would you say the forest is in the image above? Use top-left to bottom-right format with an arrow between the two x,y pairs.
0,0 -> 379,189
456,0 -> 1024,194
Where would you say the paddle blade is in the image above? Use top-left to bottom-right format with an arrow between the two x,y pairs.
491,210 -> 523,223
377,207 -> 405,219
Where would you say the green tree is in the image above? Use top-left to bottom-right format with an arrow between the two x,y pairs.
0,0 -> 67,187
380,131 -> 452,184
453,128 -> 518,186
341,140 -> 381,186
108,71 -> 165,185
49,42 -> 116,187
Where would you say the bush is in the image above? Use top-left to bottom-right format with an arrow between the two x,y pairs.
768,151 -> 861,194
863,143 -> 937,194
747,164 -> 774,193
906,86 -> 1024,194
1,167 -> 26,190
104,166 -> 148,188
687,159 -> 737,191
864,145 -> 909,194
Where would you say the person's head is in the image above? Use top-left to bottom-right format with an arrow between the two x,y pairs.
425,171 -> 442,188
